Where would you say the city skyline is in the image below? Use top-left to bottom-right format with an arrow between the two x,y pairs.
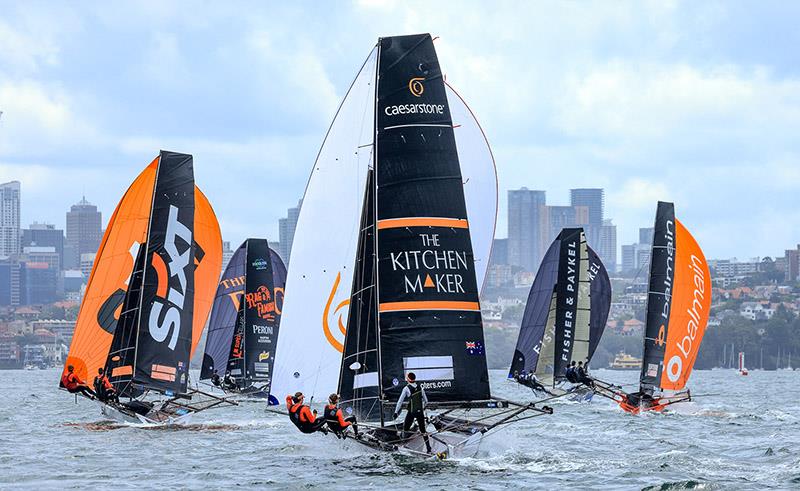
1,2 -> 799,262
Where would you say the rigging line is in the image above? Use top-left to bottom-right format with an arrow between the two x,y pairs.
382,123 -> 452,131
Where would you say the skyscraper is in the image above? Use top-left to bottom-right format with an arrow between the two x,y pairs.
508,188 -> 546,272
639,227 -> 655,246
570,188 -> 604,246
22,223 -> 65,269
570,188 -> 604,227
221,241 -> 235,273
65,197 -> 102,270
0,181 -> 21,257
597,219 -> 617,272
278,199 -> 302,264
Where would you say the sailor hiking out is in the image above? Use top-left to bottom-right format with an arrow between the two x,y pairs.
323,394 -> 359,438
392,372 -> 432,454
60,365 -> 96,400
286,392 -> 328,435
93,367 -> 118,403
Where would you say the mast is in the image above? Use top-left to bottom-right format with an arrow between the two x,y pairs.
373,39 -> 385,428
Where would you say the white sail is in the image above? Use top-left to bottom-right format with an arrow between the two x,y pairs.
271,48 -> 378,402
446,83 -> 498,293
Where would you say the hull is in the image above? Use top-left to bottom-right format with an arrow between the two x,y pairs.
349,427 -> 483,459
98,400 -> 194,425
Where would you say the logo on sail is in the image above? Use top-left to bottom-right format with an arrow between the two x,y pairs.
409,77 -> 425,97
246,285 -> 277,321
322,272 -> 349,353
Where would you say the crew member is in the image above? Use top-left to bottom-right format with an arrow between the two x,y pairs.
323,394 -> 359,438
60,365 -> 96,400
513,370 -> 547,392
392,372 -> 432,454
286,392 -> 328,434
210,370 -> 222,388
223,372 -> 237,391
93,367 -> 118,403
576,361 -> 594,387
565,361 -> 578,383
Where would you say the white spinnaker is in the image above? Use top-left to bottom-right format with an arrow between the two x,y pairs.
446,83 -> 498,293
271,48 -> 378,402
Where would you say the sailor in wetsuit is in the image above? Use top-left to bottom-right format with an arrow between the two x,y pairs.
564,361 -> 579,383
626,390 -> 656,409
60,365 -> 96,400
323,393 -> 359,438
93,367 -> 119,403
392,372 -> 432,454
576,361 -> 595,388
223,373 -> 237,391
210,370 -> 222,388
513,370 -> 547,392
286,392 -> 328,434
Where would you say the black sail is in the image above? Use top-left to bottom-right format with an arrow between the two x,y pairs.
105,244 -> 148,397
200,243 -> 246,380
640,201 -> 676,393
509,228 -> 611,384
227,301 -> 246,378
338,170 -> 381,422
509,239 -> 560,378
133,151 -> 196,394
241,239 -> 282,385
375,34 -> 490,413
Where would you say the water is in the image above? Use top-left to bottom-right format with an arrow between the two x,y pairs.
1,368 -> 798,490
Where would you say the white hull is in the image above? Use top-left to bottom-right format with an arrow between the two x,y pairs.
98,401 -> 194,426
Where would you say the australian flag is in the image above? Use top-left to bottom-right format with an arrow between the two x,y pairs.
465,340 -> 484,356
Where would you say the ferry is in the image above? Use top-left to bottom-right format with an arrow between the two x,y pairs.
608,352 -> 641,370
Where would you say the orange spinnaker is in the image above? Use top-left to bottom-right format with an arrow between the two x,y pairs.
62,158 -> 158,383
659,220 -> 712,391
191,187 -> 222,356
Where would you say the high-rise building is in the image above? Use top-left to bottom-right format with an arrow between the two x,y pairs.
0,181 -> 21,257
22,223 -> 65,268
508,188 -> 546,272
20,260 -> 58,305
546,205 -> 589,242
621,244 -> 637,273
786,245 -> 800,283
278,199 -> 302,264
570,188 -> 604,246
597,220 -> 617,272
639,227 -> 655,246
80,253 -> 96,279
66,197 -> 102,270
489,238 -> 508,266
221,241 -> 235,273
0,258 -> 22,306
570,189 -> 604,227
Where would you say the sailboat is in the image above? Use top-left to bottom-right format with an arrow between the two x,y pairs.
200,239 -> 286,402
738,352 -> 748,376
270,32 -> 498,405
60,151 -> 235,424
592,202 -> 711,414
508,228 -> 612,401
274,33 -> 550,458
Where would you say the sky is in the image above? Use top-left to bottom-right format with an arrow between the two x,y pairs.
1,0 -> 798,261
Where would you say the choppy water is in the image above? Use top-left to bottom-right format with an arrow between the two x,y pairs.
1,368 -> 798,490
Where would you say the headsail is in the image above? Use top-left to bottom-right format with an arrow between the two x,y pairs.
63,151 -> 221,395
639,202 -> 711,394
509,228 -> 611,386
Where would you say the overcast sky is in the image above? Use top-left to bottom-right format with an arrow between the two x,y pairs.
1,1 -> 798,260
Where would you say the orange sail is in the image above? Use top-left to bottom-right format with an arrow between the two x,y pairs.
658,219 -> 711,391
191,188 -> 222,356
63,159 -> 158,383
62,156 -> 221,385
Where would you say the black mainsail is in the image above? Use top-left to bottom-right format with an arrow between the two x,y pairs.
201,239 -> 286,398
509,228 -> 611,389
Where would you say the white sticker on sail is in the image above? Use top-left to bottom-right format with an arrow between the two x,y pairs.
353,372 -> 379,389
270,47 -> 378,402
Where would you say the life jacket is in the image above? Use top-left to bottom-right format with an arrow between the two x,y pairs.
287,396 -> 315,432
565,367 -> 578,383
94,375 -> 113,393
323,404 -> 349,432
406,383 -> 424,413
61,372 -> 79,391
